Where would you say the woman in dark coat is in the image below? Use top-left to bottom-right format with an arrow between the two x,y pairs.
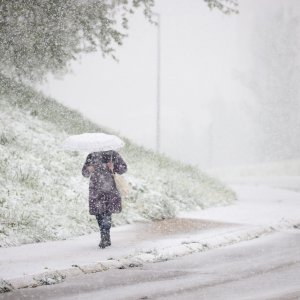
82,150 -> 127,248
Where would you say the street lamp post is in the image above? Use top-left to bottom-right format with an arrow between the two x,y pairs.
153,12 -> 161,153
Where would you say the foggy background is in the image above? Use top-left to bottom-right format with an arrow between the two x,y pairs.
39,0 -> 300,169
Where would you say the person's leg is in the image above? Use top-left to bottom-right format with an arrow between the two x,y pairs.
101,212 -> 112,246
95,214 -> 103,231
95,214 -> 104,247
96,212 -> 112,248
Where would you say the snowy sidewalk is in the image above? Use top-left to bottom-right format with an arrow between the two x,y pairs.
1,184 -> 300,292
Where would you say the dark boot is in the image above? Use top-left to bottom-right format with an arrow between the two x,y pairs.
98,230 -> 111,248
99,232 -> 107,248
105,231 -> 111,246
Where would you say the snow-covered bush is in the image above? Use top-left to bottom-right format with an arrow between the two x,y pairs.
0,77 -> 236,246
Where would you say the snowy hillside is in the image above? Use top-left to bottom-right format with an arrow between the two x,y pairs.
0,75 -> 236,247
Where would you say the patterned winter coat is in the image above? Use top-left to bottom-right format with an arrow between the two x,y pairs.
82,150 -> 127,215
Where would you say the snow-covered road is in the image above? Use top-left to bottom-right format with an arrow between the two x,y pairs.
180,184 -> 300,228
2,230 -> 300,300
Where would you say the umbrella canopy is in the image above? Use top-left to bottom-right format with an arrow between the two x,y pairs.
62,133 -> 125,152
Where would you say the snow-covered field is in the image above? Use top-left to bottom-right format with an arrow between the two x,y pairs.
0,76 -> 235,247
211,160 -> 300,177
209,160 -> 300,181
208,161 -> 300,193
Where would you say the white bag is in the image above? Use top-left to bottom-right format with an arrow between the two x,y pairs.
114,173 -> 130,198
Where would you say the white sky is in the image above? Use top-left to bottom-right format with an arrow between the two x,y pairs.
39,0 -> 298,168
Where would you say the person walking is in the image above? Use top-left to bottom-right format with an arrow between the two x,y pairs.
82,150 -> 127,248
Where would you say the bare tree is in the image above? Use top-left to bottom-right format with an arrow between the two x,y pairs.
0,0 -> 238,82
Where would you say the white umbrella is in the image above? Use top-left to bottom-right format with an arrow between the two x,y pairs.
62,133 -> 125,152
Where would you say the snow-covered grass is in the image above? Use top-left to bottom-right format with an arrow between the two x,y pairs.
0,75 -> 236,247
